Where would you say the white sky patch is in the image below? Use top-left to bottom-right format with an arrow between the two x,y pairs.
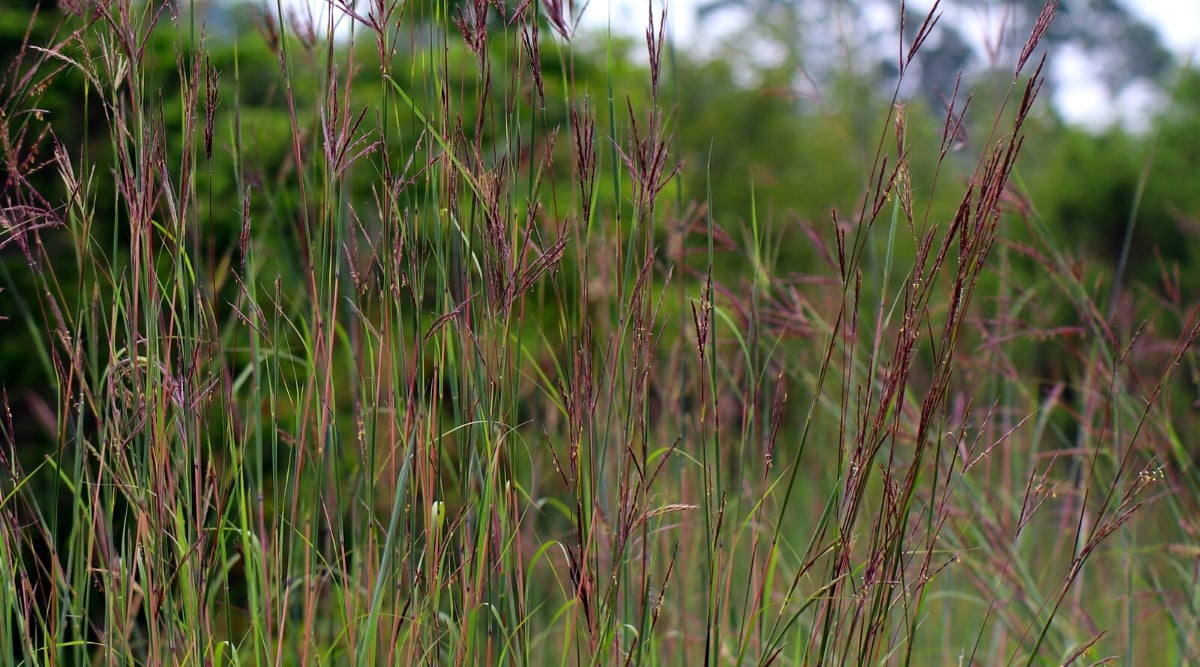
595,0 -> 698,41
1054,45 -> 1119,129
1124,0 -> 1200,59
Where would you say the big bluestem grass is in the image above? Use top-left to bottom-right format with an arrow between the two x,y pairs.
0,0 -> 1197,664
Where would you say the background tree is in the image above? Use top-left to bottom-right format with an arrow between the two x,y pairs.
696,0 -> 1173,110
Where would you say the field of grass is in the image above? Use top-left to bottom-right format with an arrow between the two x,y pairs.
3,0 -> 1200,664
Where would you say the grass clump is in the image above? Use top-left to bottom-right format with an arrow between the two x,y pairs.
1,0 -> 1197,664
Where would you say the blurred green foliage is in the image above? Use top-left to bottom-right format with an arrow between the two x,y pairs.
4,1 -> 1200,434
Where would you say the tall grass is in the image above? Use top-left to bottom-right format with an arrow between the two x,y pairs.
1,0 -> 1197,664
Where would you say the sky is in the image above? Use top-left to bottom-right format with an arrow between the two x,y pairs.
590,0 -> 1200,57
271,0 -> 1200,128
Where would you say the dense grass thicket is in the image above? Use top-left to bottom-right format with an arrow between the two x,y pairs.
3,0 -> 1200,664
